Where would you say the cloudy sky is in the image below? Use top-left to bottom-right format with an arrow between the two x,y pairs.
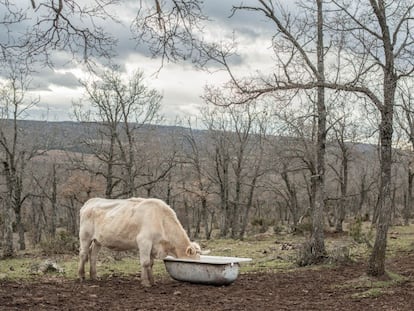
0,0 -> 279,124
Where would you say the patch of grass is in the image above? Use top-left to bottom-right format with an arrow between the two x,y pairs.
0,257 -> 38,281
98,256 -> 167,279
0,252 -> 168,281
57,256 -> 80,279
338,270 -> 408,299
386,226 -> 414,257
352,288 -> 384,299
59,252 -> 169,280
200,235 -> 303,273
247,257 -> 294,272
1,223 -> 413,282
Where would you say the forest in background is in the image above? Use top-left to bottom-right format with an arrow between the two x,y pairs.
0,116 -> 411,252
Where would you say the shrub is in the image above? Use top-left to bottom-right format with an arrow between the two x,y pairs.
327,245 -> 352,264
349,217 -> 363,243
296,242 -> 309,266
251,218 -> 277,234
292,222 -> 313,235
273,224 -> 285,234
295,240 -> 327,266
40,231 -> 79,255
348,217 -> 373,248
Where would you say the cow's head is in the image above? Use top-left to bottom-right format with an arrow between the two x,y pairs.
185,242 -> 210,259
185,242 -> 201,259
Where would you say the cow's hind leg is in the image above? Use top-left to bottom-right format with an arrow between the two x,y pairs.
89,240 -> 102,280
148,257 -> 155,285
137,237 -> 153,287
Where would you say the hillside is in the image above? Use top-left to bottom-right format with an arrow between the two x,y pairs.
3,119 -> 206,154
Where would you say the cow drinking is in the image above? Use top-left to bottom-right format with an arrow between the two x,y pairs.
78,197 -> 201,287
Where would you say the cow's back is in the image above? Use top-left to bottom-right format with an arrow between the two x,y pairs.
80,198 -> 147,250
79,197 -> 175,251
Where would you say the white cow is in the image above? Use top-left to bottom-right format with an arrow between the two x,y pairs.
78,197 -> 201,286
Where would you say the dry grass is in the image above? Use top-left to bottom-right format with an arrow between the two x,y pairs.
1,222 -> 413,281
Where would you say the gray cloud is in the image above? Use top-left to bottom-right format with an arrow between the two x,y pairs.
203,0 -> 275,37
29,67 -> 80,91
0,0 -> 282,122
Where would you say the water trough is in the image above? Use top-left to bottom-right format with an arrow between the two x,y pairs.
163,255 -> 252,285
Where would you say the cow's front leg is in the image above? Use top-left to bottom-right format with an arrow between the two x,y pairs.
138,238 -> 153,287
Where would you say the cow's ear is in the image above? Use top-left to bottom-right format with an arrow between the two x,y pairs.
186,246 -> 196,257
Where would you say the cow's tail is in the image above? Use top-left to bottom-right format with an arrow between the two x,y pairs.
86,239 -> 97,261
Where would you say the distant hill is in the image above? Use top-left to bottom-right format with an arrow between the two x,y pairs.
3,119 -> 379,159
6,119 -> 207,153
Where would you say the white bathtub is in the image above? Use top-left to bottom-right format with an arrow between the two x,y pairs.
163,255 -> 252,285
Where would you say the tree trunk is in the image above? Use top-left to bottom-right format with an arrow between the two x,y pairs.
217,146 -> 230,237
66,198 -> 79,236
239,177 -> 258,240
183,198 -> 192,238
403,166 -> 413,225
335,197 -> 346,233
391,185 -> 397,223
335,162 -> 348,232
30,196 -> 48,245
2,162 -> 14,257
200,197 -> 210,240
308,0 -> 327,262
16,212 -> 25,250
193,205 -> 201,239
281,170 -> 300,229
231,176 -> 242,238
368,77 -> 395,277
105,133 -> 116,198
310,175 -> 326,260
357,173 -> 367,217
50,164 -> 58,236
1,200 -> 14,257
207,210 -> 215,240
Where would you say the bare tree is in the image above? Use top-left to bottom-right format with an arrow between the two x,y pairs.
326,0 -> 414,277
238,114 -> 267,240
74,66 -> 163,198
1,0 -> 118,66
60,171 -> 101,235
272,99 -> 320,224
201,0 -> 414,275
136,129 -> 178,198
199,100 -> 268,239
180,120 -> 215,239
279,163 -> 302,230
326,102 -> 361,232
1,0 -> 208,74
32,162 -> 59,237
0,64 -> 42,253
202,107 -> 232,237
132,0 -> 207,64
200,0 -> 329,263
395,79 -> 414,225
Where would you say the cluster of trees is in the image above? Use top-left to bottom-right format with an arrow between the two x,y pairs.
0,63 -> 412,271
1,1 -> 414,279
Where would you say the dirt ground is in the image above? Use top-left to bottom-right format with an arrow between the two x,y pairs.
1,251 -> 414,311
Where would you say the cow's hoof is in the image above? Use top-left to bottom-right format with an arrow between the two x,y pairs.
141,282 -> 152,288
